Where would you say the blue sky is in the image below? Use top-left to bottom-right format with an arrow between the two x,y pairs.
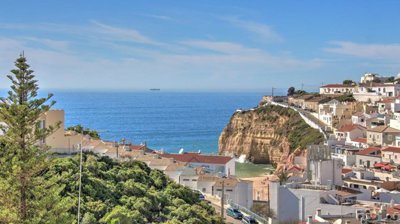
0,1 -> 400,92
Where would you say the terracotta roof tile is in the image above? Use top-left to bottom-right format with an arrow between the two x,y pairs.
368,126 -> 400,133
342,168 -> 353,174
159,153 -> 233,164
321,84 -> 355,88
357,147 -> 381,156
337,124 -> 364,132
382,147 -> 400,153
353,137 -> 367,143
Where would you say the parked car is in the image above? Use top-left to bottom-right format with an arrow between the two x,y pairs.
226,208 -> 243,220
195,190 -> 205,200
242,216 -> 257,224
198,193 -> 205,200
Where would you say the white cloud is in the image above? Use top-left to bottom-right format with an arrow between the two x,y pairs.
90,20 -> 163,46
23,37 -> 69,51
146,14 -> 175,21
222,17 -> 283,43
325,41 -> 400,61
0,20 -> 325,90
180,40 -> 263,54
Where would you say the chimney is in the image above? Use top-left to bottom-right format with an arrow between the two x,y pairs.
316,208 -> 322,217
306,215 -> 313,224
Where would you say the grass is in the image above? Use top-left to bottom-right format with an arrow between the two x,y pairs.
235,162 -> 274,178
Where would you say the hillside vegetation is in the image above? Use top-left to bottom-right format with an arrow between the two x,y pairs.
254,105 -> 324,152
45,153 -> 223,224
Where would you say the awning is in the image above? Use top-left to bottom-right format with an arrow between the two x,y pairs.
374,162 -> 389,168
383,164 -> 396,171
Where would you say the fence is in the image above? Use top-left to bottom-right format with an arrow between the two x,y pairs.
267,101 -> 328,140
228,200 -> 270,224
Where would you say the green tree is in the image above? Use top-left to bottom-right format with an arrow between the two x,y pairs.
287,87 -> 295,96
342,80 -> 355,85
278,171 -> 289,185
294,89 -> 306,95
387,76 -> 395,82
82,212 -> 98,224
0,54 -> 73,223
67,124 -> 100,139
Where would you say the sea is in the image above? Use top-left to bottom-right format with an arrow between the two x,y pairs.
40,91 -> 271,154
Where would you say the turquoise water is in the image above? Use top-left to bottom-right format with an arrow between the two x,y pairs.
43,91 -> 267,154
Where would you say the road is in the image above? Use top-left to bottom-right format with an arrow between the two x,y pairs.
205,195 -> 242,224
209,202 -> 242,224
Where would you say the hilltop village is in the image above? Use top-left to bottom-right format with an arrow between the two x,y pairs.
6,72 -> 400,223
262,73 -> 400,223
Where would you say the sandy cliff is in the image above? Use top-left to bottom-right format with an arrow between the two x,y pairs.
218,105 -> 324,165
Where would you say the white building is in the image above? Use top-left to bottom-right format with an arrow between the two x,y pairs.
356,147 -> 382,168
352,112 -> 378,128
331,145 -> 361,167
159,152 -> 236,176
269,182 -> 359,223
358,83 -> 400,97
318,99 -> 353,128
360,73 -> 381,84
319,84 -> 356,95
308,159 -> 343,186
381,146 -> 400,165
212,177 -> 253,209
335,124 -> 366,144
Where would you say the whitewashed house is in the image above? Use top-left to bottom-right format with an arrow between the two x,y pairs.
335,124 -> 366,144
356,147 -> 382,168
381,147 -> 400,165
159,152 -> 235,176
318,99 -> 353,128
319,84 -> 356,95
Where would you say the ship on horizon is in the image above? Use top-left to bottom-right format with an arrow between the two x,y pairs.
149,88 -> 161,91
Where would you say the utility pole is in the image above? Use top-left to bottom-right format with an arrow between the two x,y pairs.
271,87 -> 275,97
115,141 -> 119,159
221,179 -> 225,219
77,142 -> 83,224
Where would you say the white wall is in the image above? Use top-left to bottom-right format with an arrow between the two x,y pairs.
197,180 -> 215,195
179,175 -> 199,190
269,182 -> 358,222
309,159 -> 343,186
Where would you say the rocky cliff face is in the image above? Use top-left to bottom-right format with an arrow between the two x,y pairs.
218,105 -> 324,165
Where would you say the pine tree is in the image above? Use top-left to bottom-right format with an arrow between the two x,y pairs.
0,54 -> 73,223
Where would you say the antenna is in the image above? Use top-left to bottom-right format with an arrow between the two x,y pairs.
272,87 -> 275,97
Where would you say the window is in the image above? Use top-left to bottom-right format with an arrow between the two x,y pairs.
202,188 -> 206,192
226,189 -> 233,192
182,179 -> 189,181
192,179 -> 197,181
